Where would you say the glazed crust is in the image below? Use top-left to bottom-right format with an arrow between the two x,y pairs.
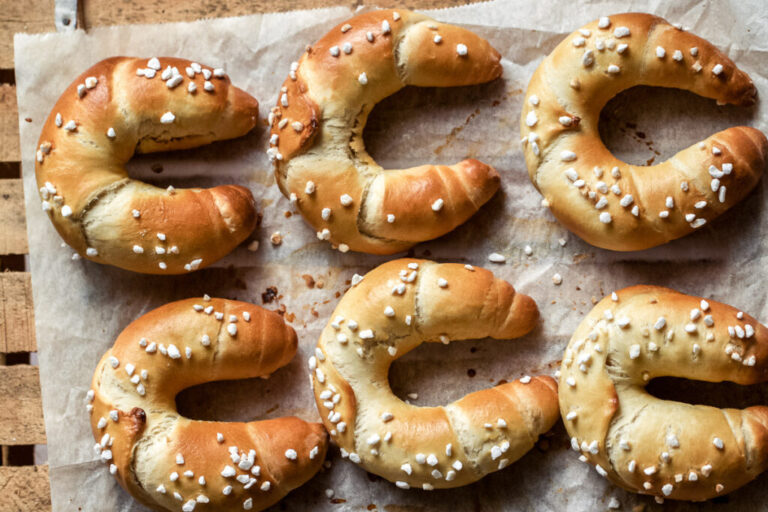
521,13 -> 767,251
36,57 -> 260,274
310,259 -> 558,489
559,285 -> 768,501
269,10 -> 503,254
88,298 -> 328,512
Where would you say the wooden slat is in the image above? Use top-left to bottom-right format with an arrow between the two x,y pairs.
0,179 -> 28,255
0,84 -> 20,162
0,0 -> 55,69
0,272 -> 36,353
0,465 -> 51,512
0,365 -> 46,445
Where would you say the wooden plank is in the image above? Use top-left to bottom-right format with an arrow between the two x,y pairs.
81,0 -> 485,28
0,0 -> 55,69
0,85 -> 20,162
0,272 -> 36,353
0,465 -> 51,512
0,179 -> 28,255
0,365 -> 46,445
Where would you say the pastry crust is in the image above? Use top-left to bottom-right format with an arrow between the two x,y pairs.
36,57 -> 260,273
269,10 -> 503,254
521,13 -> 767,251
311,259 -> 558,489
559,285 -> 768,501
88,297 -> 328,512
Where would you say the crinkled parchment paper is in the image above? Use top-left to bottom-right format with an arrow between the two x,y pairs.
14,0 -> 768,510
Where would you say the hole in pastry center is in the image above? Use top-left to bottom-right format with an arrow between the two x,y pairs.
175,361 -> 308,422
645,376 -> 768,409
598,86 -> 755,166
387,335 -> 548,407
123,129 -> 261,186
363,81 -> 505,169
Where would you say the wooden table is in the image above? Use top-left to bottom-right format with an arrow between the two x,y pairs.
0,1 -> 478,510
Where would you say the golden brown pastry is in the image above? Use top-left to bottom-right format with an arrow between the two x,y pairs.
36,57 -> 259,273
88,297 -> 327,511
560,285 -> 768,501
521,13 -> 767,251
311,258 -> 558,489
270,10 -> 503,254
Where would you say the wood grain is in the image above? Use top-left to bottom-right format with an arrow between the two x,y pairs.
0,179 -> 28,255
0,272 -> 36,353
0,85 -> 20,162
0,1 -> 55,69
0,365 -> 46,445
0,465 -> 51,511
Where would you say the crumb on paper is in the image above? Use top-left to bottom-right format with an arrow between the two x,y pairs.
488,252 -> 506,263
270,232 -> 282,246
302,274 -> 315,288
262,286 -> 278,304
524,244 -> 533,256
572,253 -> 589,264
552,273 -> 563,285
558,238 -> 567,247
247,240 -> 260,252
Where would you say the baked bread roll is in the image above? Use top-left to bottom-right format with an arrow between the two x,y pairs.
560,285 -> 768,501
88,297 -> 327,511
269,10 -> 503,254
36,57 -> 260,274
311,259 -> 558,489
521,13 -> 768,251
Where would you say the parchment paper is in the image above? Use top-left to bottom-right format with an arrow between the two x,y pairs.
14,0 -> 768,510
